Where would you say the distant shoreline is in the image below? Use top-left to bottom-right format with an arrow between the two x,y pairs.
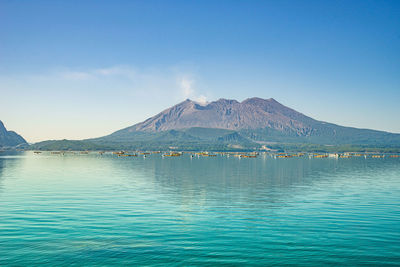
11,145 -> 400,154
22,140 -> 400,154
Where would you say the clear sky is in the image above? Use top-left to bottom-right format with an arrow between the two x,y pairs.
1,0 -> 399,142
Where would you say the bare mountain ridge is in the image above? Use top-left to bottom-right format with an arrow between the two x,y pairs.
123,97 -> 316,135
0,120 -> 27,147
33,97 -> 400,150
106,97 -> 400,146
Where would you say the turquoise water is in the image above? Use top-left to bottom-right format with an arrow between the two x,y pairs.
0,152 -> 399,266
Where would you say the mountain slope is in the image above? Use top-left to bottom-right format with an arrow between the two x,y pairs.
31,97 -> 400,151
0,120 -> 27,147
109,97 -> 400,146
119,98 -> 314,135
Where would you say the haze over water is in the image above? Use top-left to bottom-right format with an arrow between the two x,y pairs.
0,152 -> 399,265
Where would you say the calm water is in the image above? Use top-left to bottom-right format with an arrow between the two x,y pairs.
0,152 -> 399,266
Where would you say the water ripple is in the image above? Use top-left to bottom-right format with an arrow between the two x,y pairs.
0,152 -> 399,265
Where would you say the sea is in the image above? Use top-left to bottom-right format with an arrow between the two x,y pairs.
0,151 -> 399,266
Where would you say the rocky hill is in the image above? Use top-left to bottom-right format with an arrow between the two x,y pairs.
32,97 -> 400,151
120,98 -> 314,134
0,120 -> 27,148
108,97 -> 400,146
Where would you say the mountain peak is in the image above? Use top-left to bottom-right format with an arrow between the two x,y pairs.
0,120 -> 27,147
0,120 -> 6,135
120,96 -> 316,132
242,97 -> 278,104
100,96 -> 400,147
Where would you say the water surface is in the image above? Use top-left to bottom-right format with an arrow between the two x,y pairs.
0,152 -> 399,265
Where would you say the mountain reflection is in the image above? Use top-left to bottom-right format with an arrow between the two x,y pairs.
105,154 -> 389,210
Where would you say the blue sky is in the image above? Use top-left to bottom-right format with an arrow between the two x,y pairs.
1,0 -> 399,142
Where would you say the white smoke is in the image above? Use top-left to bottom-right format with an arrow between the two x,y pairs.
178,76 -> 208,105
180,77 -> 194,99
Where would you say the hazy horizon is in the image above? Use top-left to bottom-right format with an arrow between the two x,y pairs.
1,1 -> 399,142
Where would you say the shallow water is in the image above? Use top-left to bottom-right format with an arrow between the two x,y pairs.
0,151 -> 399,266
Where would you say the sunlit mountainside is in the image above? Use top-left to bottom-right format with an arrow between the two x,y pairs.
30,97 -> 400,151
